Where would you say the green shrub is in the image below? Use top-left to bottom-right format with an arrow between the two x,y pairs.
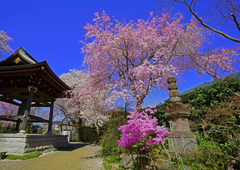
160,76 -> 240,169
154,102 -> 170,128
103,155 -> 121,164
37,126 -> 44,134
103,164 -> 112,169
100,115 -> 127,157
181,76 -> 240,120
95,154 -> 101,157
81,126 -> 98,142
52,129 -> 60,135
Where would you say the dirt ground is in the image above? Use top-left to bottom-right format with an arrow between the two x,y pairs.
0,142 -> 104,170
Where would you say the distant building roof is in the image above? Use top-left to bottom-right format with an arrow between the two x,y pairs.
179,71 -> 240,96
164,71 -> 240,102
179,81 -> 214,96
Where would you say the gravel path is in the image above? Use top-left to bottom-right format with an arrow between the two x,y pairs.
0,142 -> 104,170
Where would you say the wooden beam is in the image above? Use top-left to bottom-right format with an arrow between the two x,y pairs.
0,88 -> 28,94
0,115 -> 49,123
35,90 -> 54,102
32,97 -> 51,107
8,115 -> 23,119
0,118 -> 18,122
0,94 -> 51,107
28,115 -> 49,122
31,104 -> 49,107
31,101 -> 49,107
0,98 -> 20,106
27,120 -> 49,122
0,95 -> 28,100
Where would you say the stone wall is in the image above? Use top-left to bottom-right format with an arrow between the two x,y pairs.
0,134 -> 68,156
60,125 -> 80,142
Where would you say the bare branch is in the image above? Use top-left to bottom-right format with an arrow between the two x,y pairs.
159,0 -> 240,42
231,13 -> 240,32
185,3 -> 240,42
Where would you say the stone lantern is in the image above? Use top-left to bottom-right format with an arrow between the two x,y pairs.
163,73 -> 198,157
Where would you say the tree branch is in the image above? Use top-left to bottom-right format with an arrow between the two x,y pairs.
171,0 -> 240,42
231,13 -> 240,32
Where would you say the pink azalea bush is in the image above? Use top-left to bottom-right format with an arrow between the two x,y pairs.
117,105 -> 169,151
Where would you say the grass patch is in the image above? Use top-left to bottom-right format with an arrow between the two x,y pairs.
116,168 -> 124,170
103,155 -> 121,164
95,154 -> 101,157
53,145 -> 75,151
128,166 -> 141,170
104,164 -> 112,169
5,151 -> 42,160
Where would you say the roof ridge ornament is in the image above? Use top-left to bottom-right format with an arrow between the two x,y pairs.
14,57 -> 22,64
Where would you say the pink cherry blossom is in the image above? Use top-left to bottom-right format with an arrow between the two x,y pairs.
60,69 -> 110,129
81,10 -> 238,110
0,30 -> 12,57
0,102 -> 18,127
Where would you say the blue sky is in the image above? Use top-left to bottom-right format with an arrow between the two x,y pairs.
1,0 -> 239,108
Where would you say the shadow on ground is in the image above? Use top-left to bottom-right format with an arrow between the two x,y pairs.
61,142 -> 99,152
53,142 -> 90,152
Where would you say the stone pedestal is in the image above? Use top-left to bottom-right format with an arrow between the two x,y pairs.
168,130 -> 198,157
164,73 -> 198,157
0,134 -> 68,156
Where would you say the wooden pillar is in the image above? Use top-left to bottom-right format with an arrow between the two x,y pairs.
78,117 -> 83,141
14,119 -> 21,133
47,101 -> 54,134
19,88 -> 34,134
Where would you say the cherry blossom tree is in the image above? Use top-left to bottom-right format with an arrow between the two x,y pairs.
158,1 -> 240,97
54,99 -> 74,125
59,69 -> 110,129
0,30 -> 12,57
0,101 -> 18,128
81,10 -> 239,109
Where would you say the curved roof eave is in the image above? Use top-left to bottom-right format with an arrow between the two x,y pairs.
0,46 -> 38,66
40,60 -> 72,91
0,60 -> 71,92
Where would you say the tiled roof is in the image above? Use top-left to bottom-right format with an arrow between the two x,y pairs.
0,46 -> 38,66
235,74 -> 240,79
179,71 -> 240,96
179,81 -> 214,96
225,71 -> 240,79
18,47 -> 38,64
